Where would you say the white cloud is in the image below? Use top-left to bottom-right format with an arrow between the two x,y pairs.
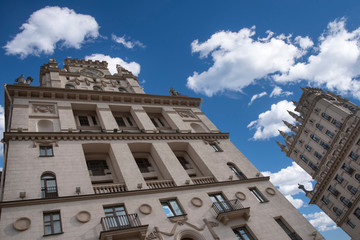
4,6 -> 99,58
187,27 -> 308,97
269,86 -> 293,98
303,212 -> 337,232
112,34 -> 145,49
85,54 -> 141,76
0,105 -> 4,157
295,36 -> 314,49
247,100 -> 296,140
275,19 -> 360,100
248,91 -> 267,105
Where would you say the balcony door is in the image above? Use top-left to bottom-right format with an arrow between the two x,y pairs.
41,173 -> 58,198
209,193 -> 231,212
103,205 -> 130,229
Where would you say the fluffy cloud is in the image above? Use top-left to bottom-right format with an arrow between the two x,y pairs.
85,54 -> 141,76
4,6 -> 99,58
187,27 -> 308,97
188,19 -> 360,100
0,105 -> 4,157
262,162 -> 314,209
247,100 -> 296,140
112,34 -> 145,49
248,91 -> 267,105
269,86 -> 293,98
303,212 -> 337,232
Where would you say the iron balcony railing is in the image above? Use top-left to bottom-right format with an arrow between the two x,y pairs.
211,199 -> 244,215
41,186 -> 58,198
100,214 -> 142,232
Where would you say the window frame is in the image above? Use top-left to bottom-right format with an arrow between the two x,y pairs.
328,186 -> 339,197
349,151 -> 359,161
160,199 -> 185,218
148,113 -> 170,130
325,130 -> 335,138
41,173 -> 58,199
227,163 -> 247,180
249,187 -> 268,203
233,226 -> 256,240
209,142 -> 222,152
74,111 -> 100,129
43,211 -> 63,236
310,134 -> 320,143
40,145 -> 54,157
113,113 -> 137,129
342,163 -> 354,175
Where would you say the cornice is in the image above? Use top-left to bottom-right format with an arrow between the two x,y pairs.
3,132 -> 230,142
0,177 -> 270,208
6,84 -> 202,108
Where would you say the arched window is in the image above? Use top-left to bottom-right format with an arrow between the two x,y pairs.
227,163 -> 247,180
41,173 -> 58,198
93,86 -> 102,91
118,87 -> 127,92
65,84 -> 75,89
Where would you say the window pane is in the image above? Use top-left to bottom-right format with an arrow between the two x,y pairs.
53,221 -> 61,233
78,116 -> 90,126
44,226 -> 52,235
40,147 -> 46,156
161,202 -> 174,217
169,200 -> 183,216
115,117 -> 126,126
52,213 -> 60,220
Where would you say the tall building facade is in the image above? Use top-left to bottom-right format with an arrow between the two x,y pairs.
278,87 -> 360,239
0,58 -> 322,240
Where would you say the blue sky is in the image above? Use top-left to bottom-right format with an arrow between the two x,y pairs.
2,1 -> 360,239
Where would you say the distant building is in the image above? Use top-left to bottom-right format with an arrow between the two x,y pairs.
278,87 -> 360,239
0,58 -> 322,240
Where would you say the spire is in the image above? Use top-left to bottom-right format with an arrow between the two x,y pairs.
292,101 -> 298,106
276,141 -> 289,153
282,120 -> 298,133
278,130 -> 294,142
287,110 -> 303,123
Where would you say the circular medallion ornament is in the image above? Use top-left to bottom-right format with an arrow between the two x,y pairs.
13,217 -> 31,231
235,192 -> 246,200
79,68 -> 104,78
191,197 -> 203,207
266,187 -> 276,195
139,204 -> 152,215
76,211 -> 91,223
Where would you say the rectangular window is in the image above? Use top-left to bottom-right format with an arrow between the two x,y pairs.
299,155 -> 308,163
161,199 -> 184,217
209,193 -> 231,212
233,226 -> 255,240
135,158 -> 152,173
249,188 -> 267,203
314,152 -> 322,160
148,113 -> 169,129
354,208 -> 360,220
43,211 -> 62,236
320,141 -> 330,150
347,220 -> 356,229
114,114 -> 137,129
305,145 -> 312,152
115,117 -> 126,126
335,175 -> 344,184
333,207 -> 342,216
332,119 -> 342,128
321,112 -> 332,121
177,156 -> 192,170
326,130 -> 335,138
340,196 -> 352,208
342,163 -> 354,175
309,162 -> 318,172
210,142 -> 221,152
310,134 -> 320,143
78,116 -> 90,126
103,205 -> 129,228
275,218 -> 299,240
328,186 -> 339,197
316,123 -> 324,130
349,151 -> 359,161
322,196 -> 330,205
40,146 -> 53,157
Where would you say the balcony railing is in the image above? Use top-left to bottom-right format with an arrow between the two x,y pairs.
211,199 -> 250,224
41,187 -> 58,198
100,214 -> 148,240
93,183 -> 127,194
146,179 -> 176,189
191,176 -> 216,185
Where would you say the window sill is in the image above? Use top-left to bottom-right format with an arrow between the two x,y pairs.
43,232 -> 64,237
168,214 -> 188,223
39,155 -> 54,157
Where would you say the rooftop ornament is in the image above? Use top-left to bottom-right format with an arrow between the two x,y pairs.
169,87 -> 181,96
15,74 -> 33,85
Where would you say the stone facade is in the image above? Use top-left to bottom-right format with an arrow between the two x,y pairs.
278,87 -> 360,239
0,59 -> 323,240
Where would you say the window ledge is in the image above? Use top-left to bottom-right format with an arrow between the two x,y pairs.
168,214 -> 188,223
43,232 -> 64,237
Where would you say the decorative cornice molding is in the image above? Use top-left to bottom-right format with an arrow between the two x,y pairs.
0,177 -> 269,208
3,132 -> 230,142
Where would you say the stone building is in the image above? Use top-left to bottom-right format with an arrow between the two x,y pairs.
278,87 -> 360,239
0,58 -> 322,240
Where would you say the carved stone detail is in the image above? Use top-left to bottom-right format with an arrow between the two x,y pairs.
33,104 -> 55,114
177,110 -> 196,119
139,204 -> 152,215
13,217 -> 31,231
76,211 -> 91,223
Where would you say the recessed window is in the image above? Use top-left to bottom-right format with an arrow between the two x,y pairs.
65,84 -> 75,89
233,226 -> 255,240
321,112 -> 332,121
118,87 -> 127,92
333,207 -> 342,216
40,146 -> 53,157
148,113 -> 170,130
305,145 -> 312,152
43,211 -> 62,235
135,158 -> 152,173
87,160 -> 109,176
320,141 -> 330,151
354,208 -> 360,220
309,162 -> 318,172
227,163 -> 247,180
356,173 -> 360,182
316,123 -> 324,130
332,119 -> 342,128
275,218 -> 299,240
177,156 -> 192,170
349,151 -> 359,161
114,114 -> 137,129
314,152 -> 322,160
209,142 -> 222,152
326,130 -> 335,138
335,175 -> 344,184
74,111 -> 100,128
347,185 -> 358,195
328,186 -> 339,197
300,154 -> 308,163
161,199 -> 185,217
340,196 -> 352,208
322,196 -> 330,205
249,188 -> 268,203
41,173 -> 58,198
347,220 -> 356,229
93,86 -> 102,91
342,163 -> 354,175
310,134 -> 320,143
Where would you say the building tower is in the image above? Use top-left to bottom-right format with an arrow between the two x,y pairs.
278,87 -> 360,239
0,58 -> 323,240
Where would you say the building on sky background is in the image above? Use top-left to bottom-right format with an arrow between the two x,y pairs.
1,1 -> 360,239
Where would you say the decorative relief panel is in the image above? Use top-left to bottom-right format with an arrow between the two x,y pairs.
265,187 -> 276,195
13,217 -> 31,231
176,110 -> 198,121
191,197 -> 203,207
235,192 -> 246,200
139,204 -> 152,215
76,211 -> 91,223
33,104 -> 56,114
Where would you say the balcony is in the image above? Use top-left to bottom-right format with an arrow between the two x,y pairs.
211,199 -> 250,225
99,214 -> 148,240
41,187 -> 58,198
146,179 -> 176,189
191,176 -> 217,185
93,183 -> 127,194
88,168 -> 113,182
